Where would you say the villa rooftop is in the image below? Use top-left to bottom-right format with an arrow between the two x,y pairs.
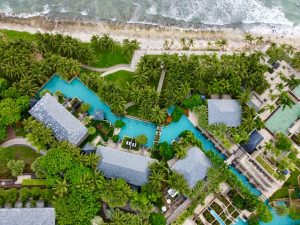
171,147 -> 212,188
29,93 -> 88,146
208,99 -> 242,127
96,146 -> 156,186
0,208 -> 55,225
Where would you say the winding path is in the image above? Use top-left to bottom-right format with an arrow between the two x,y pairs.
81,49 -> 235,77
0,137 -> 46,155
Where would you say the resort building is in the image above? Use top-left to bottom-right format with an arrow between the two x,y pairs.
0,208 -> 55,225
170,147 -> 212,188
208,99 -> 242,127
29,93 -> 88,146
96,146 -> 156,186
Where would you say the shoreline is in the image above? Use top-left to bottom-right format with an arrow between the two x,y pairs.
0,15 -> 300,51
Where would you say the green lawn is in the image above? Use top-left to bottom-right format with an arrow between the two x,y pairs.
1,29 -> 36,41
126,105 -> 140,117
256,155 -> 277,176
0,146 -> 41,177
22,179 -> 47,186
105,70 -> 135,88
270,169 -> 300,200
92,49 -> 130,68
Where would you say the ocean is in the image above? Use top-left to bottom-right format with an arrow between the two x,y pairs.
1,0 -> 300,30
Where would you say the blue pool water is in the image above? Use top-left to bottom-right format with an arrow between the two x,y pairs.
209,208 -> 226,225
41,75 -> 156,146
42,75 -> 299,225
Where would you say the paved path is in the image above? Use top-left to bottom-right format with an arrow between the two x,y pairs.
156,69 -> 166,93
81,63 -> 131,73
0,138 -> 46,155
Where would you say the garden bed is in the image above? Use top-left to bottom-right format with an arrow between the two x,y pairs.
217,194 -> 231,206
94,120 -> 114,142
210,202 -> 223,214
227,204 -> 235,214
121,137 -> 140,151
202,210 -> 215,223
231,210 -> 239,219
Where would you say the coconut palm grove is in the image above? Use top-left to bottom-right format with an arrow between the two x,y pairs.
0,30 -> 300,225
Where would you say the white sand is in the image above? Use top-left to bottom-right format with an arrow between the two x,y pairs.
0,16 -> 300,51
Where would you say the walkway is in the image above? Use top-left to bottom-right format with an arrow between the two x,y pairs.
0,138 -> 46,155
82,49 -> 234,76
156,69 -> 166,93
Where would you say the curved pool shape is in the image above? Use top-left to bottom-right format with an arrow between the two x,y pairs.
42,75 -> 299,225
41,75 -> 156,146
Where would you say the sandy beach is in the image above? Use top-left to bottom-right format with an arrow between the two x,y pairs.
0,15 -> 300,51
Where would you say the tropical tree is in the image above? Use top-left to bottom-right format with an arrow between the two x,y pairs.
150,106 -> 166,124
275,205 -> 289,216
53,178 -> 69,198
136,134 -> 148,146
7,160 -> 25,177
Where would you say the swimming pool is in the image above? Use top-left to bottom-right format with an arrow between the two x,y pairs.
41,75 -> 156,146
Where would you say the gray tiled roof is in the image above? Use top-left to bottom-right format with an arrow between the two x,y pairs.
96,146 -> 156,186
0,208 -> 55,225
29,93 -> 88,146
208,99 -> 242,127
171,147 -> 212,188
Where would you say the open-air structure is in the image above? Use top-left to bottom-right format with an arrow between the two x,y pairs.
208,99 -> 242,127
0,208 -> 55,225
96,146 -> 156,186
29,93 -> 88,146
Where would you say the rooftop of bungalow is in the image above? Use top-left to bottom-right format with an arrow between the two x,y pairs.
96,146 -> 157,187
208,99 -> 242,127
170,147 -> 212,188
242,130 -> 264,154
0,208 -> 55,225
29,93 -> 88,146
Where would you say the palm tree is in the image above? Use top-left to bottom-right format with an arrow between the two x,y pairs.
256,36 -> 264,45
264,103 -> 276,113
244,33 -> 255,45
81,153 -> 100,169
275,205 -> 289,216
278,91 -> 294,110
53,178 -> 69,198
150,105 -> 166,124
163,39 -> 174,50
286,44 -> 296,56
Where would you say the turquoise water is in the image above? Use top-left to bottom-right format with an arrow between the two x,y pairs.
209,209 -> 226,225
234,205 -> 300,225
41,75 -> 156,146
42,75 -> 299,225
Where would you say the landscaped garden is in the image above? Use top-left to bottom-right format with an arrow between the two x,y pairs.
0,146 -> 41,178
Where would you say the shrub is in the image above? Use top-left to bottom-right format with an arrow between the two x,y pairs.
79,103 -> 90,113
39,89 -> 50,98
183,94 -> 204,109
275,133 -> 292,151
88,127 -> 97,135
7,160 -> 25,177
171,106 -> 184,122
149,212 -> 166,225
4,188 -> 18,206
115,120 -> 125,128
30,187 -> 41,200
112,135 -> 119,143
159,142 -> 175,160
136,134 -> 148,145
20,187 -> 31,206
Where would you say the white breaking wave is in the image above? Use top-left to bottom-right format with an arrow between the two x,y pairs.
144,0 -> 293,26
